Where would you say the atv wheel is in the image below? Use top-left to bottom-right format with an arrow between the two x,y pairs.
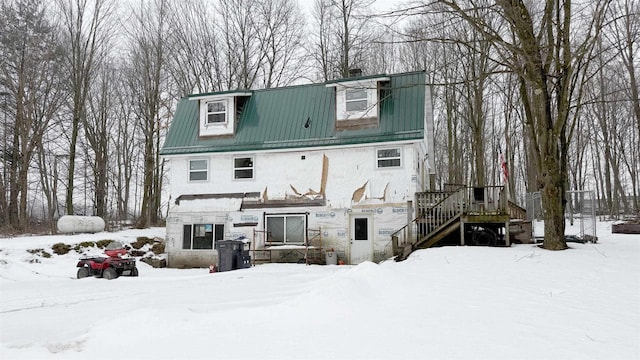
130,266 -> 139,277
471,227 -> 498,246
103,267 -> 118,280
77,267 -> 91,279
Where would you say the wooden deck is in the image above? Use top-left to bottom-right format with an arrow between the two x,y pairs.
392,186 -> 530,261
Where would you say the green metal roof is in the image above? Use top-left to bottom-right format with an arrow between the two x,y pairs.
160,71 -> 426,155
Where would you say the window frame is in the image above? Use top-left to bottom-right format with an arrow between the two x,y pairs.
182,223 -> 225,250
188,159 -> 209,182
345,88 -> 368,113
233,156 -> 254,180
376,147 -> 402,168
265,213 -> 306,245
205,100 -> 227,125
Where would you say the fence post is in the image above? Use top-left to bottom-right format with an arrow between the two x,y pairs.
407,200 -> 413,242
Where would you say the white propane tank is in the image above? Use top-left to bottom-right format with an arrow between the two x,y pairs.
57,215 -> 105,234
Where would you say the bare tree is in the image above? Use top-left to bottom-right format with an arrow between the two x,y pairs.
0,0 -> 65,230
311,0 -> 375,80
126,0 -> 170,227
429,0 -> 612,249
217,0 -> 264,89
85,60 -> 115,219
605,0 -> 639,212
110,68 -> 139,222
167,1 -> 224,95
57,0 -> 113,215
255,0 -> 308,88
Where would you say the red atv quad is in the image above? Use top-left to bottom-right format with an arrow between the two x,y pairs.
76,240 -> 138,280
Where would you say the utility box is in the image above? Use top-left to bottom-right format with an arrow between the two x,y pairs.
325,249 -> 338,265
217,240 -> 251,272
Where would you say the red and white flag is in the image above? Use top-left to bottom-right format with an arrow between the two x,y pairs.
499,148 -> 508,184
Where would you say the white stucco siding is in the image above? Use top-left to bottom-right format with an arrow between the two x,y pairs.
167,142 -> 421,209
164,142 -> 424,267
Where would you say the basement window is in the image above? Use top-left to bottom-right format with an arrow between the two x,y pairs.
377,148 -> 401,168
265,214 -> 305,244
182,224 -> 225,250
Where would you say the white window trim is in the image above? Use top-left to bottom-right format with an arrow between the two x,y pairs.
233,156 -> 255,180
205,100 -> 227,126
331,79 -> 386,122
376,147 -> 402,169
188,158 -> 209,182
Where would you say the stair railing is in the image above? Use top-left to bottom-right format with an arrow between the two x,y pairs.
392,187 -> 467,256
417,188 -> 465,239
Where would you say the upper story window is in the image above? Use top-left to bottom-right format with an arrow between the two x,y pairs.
234,157 -> 254,179
377,148 -> 401,168
206,101 -> 227,124
345,88 -> 368,112
326,76 -> 388,129
189,92 -> 250,137
189,159 -> 208,181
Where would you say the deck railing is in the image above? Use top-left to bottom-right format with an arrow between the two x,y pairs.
393,185 -> 508,258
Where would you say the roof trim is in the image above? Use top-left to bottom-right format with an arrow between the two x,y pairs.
325,76 -> 390,88
188,92 -> 252,101
175,192 -> 260,205
160,138 -> 422,157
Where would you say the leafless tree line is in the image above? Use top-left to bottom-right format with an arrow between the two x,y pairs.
0,0 -> 312,233
386,0 -> 639,249
0,0 -> 637,244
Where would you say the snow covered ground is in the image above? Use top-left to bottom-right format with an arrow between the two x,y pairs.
1,223 -> 638,360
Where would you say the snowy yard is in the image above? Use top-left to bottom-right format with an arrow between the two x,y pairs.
1,223 -> 638,360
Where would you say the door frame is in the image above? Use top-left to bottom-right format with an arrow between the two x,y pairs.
348,213 -> 374,265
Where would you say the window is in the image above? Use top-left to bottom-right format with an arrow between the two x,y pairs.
189,159 -> 208,181
354,218 -> 369,240
377,148 -> 401,168
182,224 -> 225,250
206,101 -> 226,124
266,214 -> 305,244
345,88 -> 368,112
234,157 -> 254,179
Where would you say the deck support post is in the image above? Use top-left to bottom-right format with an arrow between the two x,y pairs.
505,220 -> 510,246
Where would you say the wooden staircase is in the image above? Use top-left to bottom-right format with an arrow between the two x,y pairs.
392,186 -> 520,261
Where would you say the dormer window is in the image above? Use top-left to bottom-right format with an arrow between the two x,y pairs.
206,101 -> 227,124
188,91 -> 251,137
346,88 -> 367,112
327,76 -> 389,131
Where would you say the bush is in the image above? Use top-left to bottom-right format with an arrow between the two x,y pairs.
95,240 -> 112,248
26,248 -> 52,258
151,242 -> 165,255
131,236 -> 155,249
73,241 -> 96,252
130,250 -> 146,257
51,243 -> 71,255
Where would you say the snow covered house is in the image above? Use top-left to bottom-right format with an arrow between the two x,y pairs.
160,71 -> 435,268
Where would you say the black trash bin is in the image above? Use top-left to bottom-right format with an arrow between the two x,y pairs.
217,239 -> 251,272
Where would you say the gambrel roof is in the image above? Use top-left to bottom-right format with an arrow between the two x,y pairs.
160,71 -> 427,155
